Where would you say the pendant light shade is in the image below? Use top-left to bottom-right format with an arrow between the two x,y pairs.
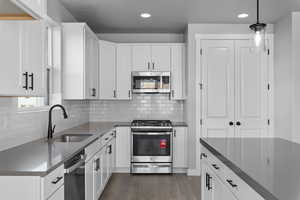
250,0 -> 266,48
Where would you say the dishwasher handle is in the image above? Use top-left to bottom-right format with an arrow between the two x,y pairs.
65,155 -> 86,174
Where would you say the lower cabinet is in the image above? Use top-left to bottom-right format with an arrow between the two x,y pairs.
173,127 -> 187,169
85,133 -> 116,200
115,127 -> 131,172
48,186 -> 64,200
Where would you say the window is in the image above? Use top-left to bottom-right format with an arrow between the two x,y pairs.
18,25 -> 53,109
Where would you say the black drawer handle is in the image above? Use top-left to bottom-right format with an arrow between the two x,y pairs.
201,153 -> 207,158
22,72 -> 28,90
226,179 -> 238,188
29,73 -> 34,90
51,176 -> 63,184
212,164 -> 220,170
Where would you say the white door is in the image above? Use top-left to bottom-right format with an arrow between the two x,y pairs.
173,127 -> 187,168
0,21 -> 26,96
48,186 -> 64,200
235,40 -> 269,138
99,40 -> 116,99
171,44 -> 185,100
115,127 -> 131,171
151,45 -> 171,71
116,45 -> 132,99
132,45 -> 151,71
22,21 -> 46,96
201,40 -> 235,138
85,158 -> 94,200
85,30 -> 99,99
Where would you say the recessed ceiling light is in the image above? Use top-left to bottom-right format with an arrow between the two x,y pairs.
238,13 -> 249,18
140,13 -> 151,18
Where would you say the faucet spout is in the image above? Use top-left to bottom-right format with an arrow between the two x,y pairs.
48,104 -> 68,139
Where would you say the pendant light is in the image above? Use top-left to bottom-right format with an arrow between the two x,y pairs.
249,0 -> 266,48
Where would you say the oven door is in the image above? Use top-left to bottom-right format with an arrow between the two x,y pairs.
131,132 -> 172,163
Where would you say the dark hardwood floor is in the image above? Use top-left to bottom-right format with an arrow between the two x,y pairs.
99,173 -> 201,200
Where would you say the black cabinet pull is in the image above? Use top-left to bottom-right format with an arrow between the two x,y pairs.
92,88 -> 96,97
236,121 -> 241,126
109,145 -> 112,154
152,62 -> 155,70
22,72 -> 28,90
206,173 -> 212,190
201,153 -> 207,159
212,164 -> 220,170
95,158 -> 100,171
29,73 -> 34,90
51,176 -> 63,184
229,121 -> 234,126
226,179 -> 238,188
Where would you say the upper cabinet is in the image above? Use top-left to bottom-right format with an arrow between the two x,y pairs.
171,44 -> 186,100
132,44 -> 171,72
0,20 -> 46,97
63,23 -> 99,100
99,40 -> 116,100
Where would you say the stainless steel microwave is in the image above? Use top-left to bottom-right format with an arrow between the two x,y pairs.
132,71 -> 171,94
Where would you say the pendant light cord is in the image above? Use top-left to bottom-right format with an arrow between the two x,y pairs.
257,0 -> 259,23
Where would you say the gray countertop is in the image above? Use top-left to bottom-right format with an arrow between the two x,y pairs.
0,121 -> 187,177
200,138 -> 300,200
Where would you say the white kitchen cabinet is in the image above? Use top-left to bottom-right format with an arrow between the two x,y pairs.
0,20 -> 46,97
116,44 -> 132,100
171,44 -> 186,100
200,39 -> 271,138
85,157 -> 94,200
48,186 -> 64,200
63,23 -> 99,100
94,148 -> 105,200
151,45 -> 171,71
132,45 -> 151,71
115,127 -> 131,172
99,40 -> 117,100
132,44 -> 171,72
11,0 -> 45,19
173,127 -> 187,168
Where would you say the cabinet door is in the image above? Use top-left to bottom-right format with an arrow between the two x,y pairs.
132,45 -> 151,71
235,40 -> 269,138
0,21 -> 25,96
116,45 -> 132,99
115,127 -> 131,170
100,147 -> 108,189
173,127 -> 187,168
99,40 -> 116,99
171,44 -> 186,100
201,40 -> 235,138
93,151 -> 102,200
151,45 -> 171,71
85,158 -> 94,200
22,21 -> 46,96
48,186 -> 64,200
201,162 -> 213,200
85,30 -> 99,99
211,172 -> 238,200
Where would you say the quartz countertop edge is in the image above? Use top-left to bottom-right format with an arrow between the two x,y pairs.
200,139 -> 278,200
0,121 -> 187,177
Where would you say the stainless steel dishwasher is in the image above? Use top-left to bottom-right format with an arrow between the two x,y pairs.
64,150 -> 86,200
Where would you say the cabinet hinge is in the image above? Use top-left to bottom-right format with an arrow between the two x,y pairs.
200,83 -> 203,90
267,119 -> 270,125
200,49 -> 203,55
267,84 -> 270,91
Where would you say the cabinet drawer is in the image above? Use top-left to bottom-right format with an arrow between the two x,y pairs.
47,185 -> 64,200
85,138 -> 101,161
43,165 -> 64,199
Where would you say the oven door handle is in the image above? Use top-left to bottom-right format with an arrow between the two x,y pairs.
65,155 -> 86,174
132,132 -> 172,135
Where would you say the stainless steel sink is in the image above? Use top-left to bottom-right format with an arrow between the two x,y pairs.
53,134 -> 93,143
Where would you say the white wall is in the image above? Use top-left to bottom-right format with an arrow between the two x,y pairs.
275,12 -> 300,143
185,24 -> 274,172
97,33 -> 185,43
0,0 -> 89,151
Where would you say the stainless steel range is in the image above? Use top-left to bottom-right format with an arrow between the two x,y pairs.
131,120 -> 173,174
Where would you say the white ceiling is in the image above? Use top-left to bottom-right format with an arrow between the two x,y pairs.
60,0 -> 300,33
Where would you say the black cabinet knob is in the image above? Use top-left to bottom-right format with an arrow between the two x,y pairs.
236,121 -> 241,126
229,121 -> 234,126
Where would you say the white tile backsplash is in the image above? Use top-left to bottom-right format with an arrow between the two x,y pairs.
89,94 -> 184,121
0,98 -> 89,151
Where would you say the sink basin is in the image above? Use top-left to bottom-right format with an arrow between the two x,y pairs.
53,134 -> 93,143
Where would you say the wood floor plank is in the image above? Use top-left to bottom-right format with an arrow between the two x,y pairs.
99,174 -> 201,200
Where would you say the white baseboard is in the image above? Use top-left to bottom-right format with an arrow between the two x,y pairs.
114,167 -> 188,174
173,168 -> 188,174
187,168 -> 201,176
